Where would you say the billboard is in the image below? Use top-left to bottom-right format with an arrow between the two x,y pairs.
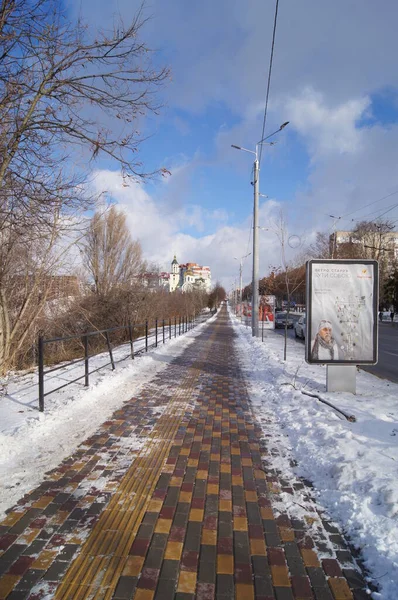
260,295 -> 276,329
306,260 -> 378,365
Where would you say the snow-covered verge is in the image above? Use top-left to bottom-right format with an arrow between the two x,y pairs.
231,312 -> 398,599
0,313 -> 216,519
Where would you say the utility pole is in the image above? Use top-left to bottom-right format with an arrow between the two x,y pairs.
252,156 -> 259,337
231,121 -> 289,338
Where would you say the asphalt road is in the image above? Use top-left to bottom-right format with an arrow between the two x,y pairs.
271,313 -> 398,384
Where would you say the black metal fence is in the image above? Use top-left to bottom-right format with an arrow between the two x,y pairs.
38,313 -> 209,412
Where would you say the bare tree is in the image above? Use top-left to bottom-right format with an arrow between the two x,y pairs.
82,206 -> 144,296
0,0 -> 168,372
272,213 -> 306,361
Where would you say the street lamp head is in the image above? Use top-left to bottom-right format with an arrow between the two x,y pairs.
280,121 -> 289,130
231,144 -> 241,150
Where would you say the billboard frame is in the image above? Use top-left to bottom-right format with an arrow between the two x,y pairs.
306,259 -> 379,365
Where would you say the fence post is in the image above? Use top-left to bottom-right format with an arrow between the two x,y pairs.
105,331 -> 115,370
163,319 -> 165,344
169,318 -> 171,340
179,316 -> 181,336
174,317 -> 176,338
83,334 -> 89,386
38,336 -> 44,412
128,323 -> 134,359
145,320 -> 148,351
262,317 -> 264,342
155,319 -> 158,347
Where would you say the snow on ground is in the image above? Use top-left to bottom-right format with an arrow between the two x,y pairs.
0,312 -> 217,519
231,312 -> 398,599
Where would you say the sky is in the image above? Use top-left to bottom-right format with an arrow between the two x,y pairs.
68,0 -> 398,290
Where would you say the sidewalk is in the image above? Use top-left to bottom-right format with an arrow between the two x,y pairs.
0,307 -> 366,599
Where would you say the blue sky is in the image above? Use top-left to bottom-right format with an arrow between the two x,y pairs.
69,0 -> 398,289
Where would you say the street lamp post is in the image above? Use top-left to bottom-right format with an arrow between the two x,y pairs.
231,121 -> 289,337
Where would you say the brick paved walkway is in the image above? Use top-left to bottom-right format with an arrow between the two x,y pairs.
0,308 -> 368,599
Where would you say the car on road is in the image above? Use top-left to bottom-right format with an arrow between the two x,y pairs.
294,315 -> 306,339
275,313 -> 294,329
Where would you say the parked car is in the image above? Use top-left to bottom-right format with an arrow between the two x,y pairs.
294,315 -> 306,339
275,313 -> 294,329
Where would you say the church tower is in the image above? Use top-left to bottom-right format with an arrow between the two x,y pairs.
170,255 -> 180,292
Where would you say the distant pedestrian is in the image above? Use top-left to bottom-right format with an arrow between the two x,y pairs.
391,311 -> 395,324
379,311 -> 383,322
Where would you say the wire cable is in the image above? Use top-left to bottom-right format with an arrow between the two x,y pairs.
258,0 -> 280,167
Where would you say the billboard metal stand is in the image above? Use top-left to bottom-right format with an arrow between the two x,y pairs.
306,259 -> 379,394
327,365 -> 357,394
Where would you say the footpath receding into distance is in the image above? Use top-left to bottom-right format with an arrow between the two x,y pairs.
0,307 -> 366,599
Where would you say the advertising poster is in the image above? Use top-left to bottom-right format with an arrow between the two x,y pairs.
306,260 -> 378,365
260,295 -> 276,329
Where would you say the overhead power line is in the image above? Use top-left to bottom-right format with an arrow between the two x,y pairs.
258,0 -> 280,167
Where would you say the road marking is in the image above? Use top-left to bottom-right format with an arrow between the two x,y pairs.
383,351 -> 398,357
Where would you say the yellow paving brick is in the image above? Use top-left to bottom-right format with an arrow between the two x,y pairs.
236,583 -> 255,600
328,577 -> 354,599
245,491 -> 258,502
122,556 -> 145,577
196,470 -> 208,479
219,500 -> 232,512
170,477 -> 183,486
188,458 -> 199,467
271,565 -> 290,587
155,519 -> 173,533
177,571 -> 197,594
0,574 -> 21,597
180,448 -> 190,455
50,511 -> 70,526
221,439 -> 229,446
17,528 -> 40,545
179,491 -> 192,503
165,542 -> 183,560
210,453 -> 220,461
231,447 -> 240,455
233,517 -> 248,531
194,436 -> 203,442
304,515 -> 319,525
301,549 -> 320,567
279,527 -> 295,542
232,475 -> 243,486
147,499 -> 163,512
134,590 -> 154,600
189,508 -> 204,521
201,444 -> 211,452
202,529 -> 217,545
250,538 -> 267,556
260,507 -> 274,520
207,484 -> 219,495
162,464 -> 175,474
213,432 -> 221,437
32,549 -> 58,570
220,464 -> 231,473
1,511 -> 24,527
241,458 -> 252,466
254,469 -> 266,480
217,554 -> 234,574
32,495 -> 54,509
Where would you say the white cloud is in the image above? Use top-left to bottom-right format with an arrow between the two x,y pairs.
285,88 -> 370,157
89,169 -> 289,289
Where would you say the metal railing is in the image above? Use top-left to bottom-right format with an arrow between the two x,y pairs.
38,313 -> 209,411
